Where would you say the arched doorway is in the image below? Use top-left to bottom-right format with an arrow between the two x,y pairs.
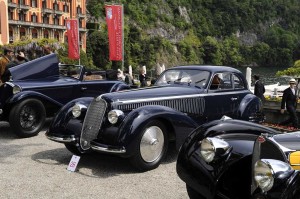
44,30 -> 49,38
32,29 -> 38,39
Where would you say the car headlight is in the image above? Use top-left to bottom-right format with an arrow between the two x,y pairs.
200,137 -> 230,163
254,159 -> 292,193
12,85 -> 22,94
72,103 -> 87,118
108,109 -> 124,124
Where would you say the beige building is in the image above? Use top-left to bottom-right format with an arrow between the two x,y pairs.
0,0 -> 86,50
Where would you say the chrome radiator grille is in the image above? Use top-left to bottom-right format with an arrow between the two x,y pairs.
80,98 -> 107,150
116,97 -> 205,115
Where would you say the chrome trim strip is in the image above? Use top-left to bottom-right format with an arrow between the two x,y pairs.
5,82 -> 15,87
0,109 -> 3,115
113,90 -> 248,105
46,135 -> 76,143
269,137 -> 296,153
291,163 -> 300,166
91,145 -> 126,154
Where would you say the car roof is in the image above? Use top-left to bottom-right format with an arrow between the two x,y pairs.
170,65 -> 242,73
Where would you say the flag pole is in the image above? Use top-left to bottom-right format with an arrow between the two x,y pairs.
121,4 -> 124,71
77,18 -> 80,65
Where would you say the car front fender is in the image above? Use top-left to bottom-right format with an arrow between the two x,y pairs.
8,90 -> 63,107
117,105 -> 199,156
46,97 -> 93,139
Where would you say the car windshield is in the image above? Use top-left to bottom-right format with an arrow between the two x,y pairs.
155,69 -> 210,88
59,65 -> 82,79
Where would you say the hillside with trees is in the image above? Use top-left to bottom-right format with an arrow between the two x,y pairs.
86,0 -> 300,73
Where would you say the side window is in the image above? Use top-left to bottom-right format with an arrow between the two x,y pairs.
209,72 -> 232,90
233,74 -> 245,89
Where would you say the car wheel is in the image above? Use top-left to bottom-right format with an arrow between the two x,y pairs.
9,98 -> 46,138
186,185 -> 205,199
64,143 -> 89,155
130,120 -> 168,171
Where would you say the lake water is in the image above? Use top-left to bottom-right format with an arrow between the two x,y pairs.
236,66 -> 290,86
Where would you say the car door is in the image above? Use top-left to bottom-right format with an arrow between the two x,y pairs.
204,72 -> 247,120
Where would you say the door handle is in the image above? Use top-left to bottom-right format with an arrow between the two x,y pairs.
231,97 -> 238,101
81,87 -> 87,91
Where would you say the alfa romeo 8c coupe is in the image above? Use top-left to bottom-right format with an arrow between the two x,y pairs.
46,65 -> 264,171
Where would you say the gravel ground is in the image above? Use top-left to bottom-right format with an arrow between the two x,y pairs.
0,121 -> 188,199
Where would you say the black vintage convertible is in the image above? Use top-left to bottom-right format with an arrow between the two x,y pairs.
0,54 -> 130,138
176,117 -> 300,199
46,65 -> 264,171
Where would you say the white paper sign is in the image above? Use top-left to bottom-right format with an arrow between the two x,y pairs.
67,155 -> 80,172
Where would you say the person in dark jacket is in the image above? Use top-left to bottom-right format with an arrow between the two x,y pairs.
139,69 -> 148,87
280,78 -> 298,128
253,74 -> 265,102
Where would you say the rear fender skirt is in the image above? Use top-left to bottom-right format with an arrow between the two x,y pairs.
238,94 -> 262,119
118,105 -> 199,155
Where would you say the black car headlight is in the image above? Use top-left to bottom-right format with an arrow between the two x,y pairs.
6,82 -> 22,94
108,109 -> 124,124
254,159 -> 292,193
200,137 -> 230,163
72,103 -> 87,118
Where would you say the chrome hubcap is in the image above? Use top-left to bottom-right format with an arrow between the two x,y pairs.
140,126 -> 164,163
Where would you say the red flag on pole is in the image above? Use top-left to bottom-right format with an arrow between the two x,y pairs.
66,19 -> 80,60
105,5 -> 123,61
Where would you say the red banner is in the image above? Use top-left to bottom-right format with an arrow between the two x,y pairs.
105,5 -> 123,61
66,19 -> 80,60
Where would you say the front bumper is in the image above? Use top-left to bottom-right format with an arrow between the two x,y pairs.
46,134 -> 76,143
90,140 -> 126,154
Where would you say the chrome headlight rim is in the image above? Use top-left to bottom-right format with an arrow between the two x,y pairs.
108,109 -> 124,124
254,159 -> 292,193
200,137 -> 231,163
71,103 -> 87,118
12,85 -> 22,94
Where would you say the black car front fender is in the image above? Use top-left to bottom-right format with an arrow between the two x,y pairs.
8,90 -> 63,107
117,105 -> 199,156
46,97 -> 93,140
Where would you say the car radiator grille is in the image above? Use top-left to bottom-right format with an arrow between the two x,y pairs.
80,98 -> 107,150
116,98 -> 205,115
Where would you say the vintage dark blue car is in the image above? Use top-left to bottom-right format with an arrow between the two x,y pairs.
46,65 -> 264,171
176,118 -> 300,199
0,54 -> 130,138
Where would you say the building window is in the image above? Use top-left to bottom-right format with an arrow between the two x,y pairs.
77,6 -> 81,14
42,0 -> 46,9
19,0 -> 25,5
54,31 -> 59,41
9,10 -> 13,20
32,29 -> 38,38
31,0 -> 37,7
54,16 -> 59,25
20,27 -> 26,37
31,13 -> 37,22
44,30 -> 49,38
53,0 -> 58,10
19,11 -> 26,21
64,4 -> 69,12
43,15 -> 49,24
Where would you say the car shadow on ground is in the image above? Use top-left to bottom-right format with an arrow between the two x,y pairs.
31,143 -> 178,178
0,119 -> 53,140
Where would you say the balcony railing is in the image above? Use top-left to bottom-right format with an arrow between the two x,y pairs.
79,28 -> 87,32
54,10 -> 64,15
19,4 -> 30,10
8,2 -> 17,8
8,20 -> 66,30
77,13 -> 85,18
42,8 -> 53,14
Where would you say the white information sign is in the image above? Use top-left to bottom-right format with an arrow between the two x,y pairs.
67,155 -> 80,172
